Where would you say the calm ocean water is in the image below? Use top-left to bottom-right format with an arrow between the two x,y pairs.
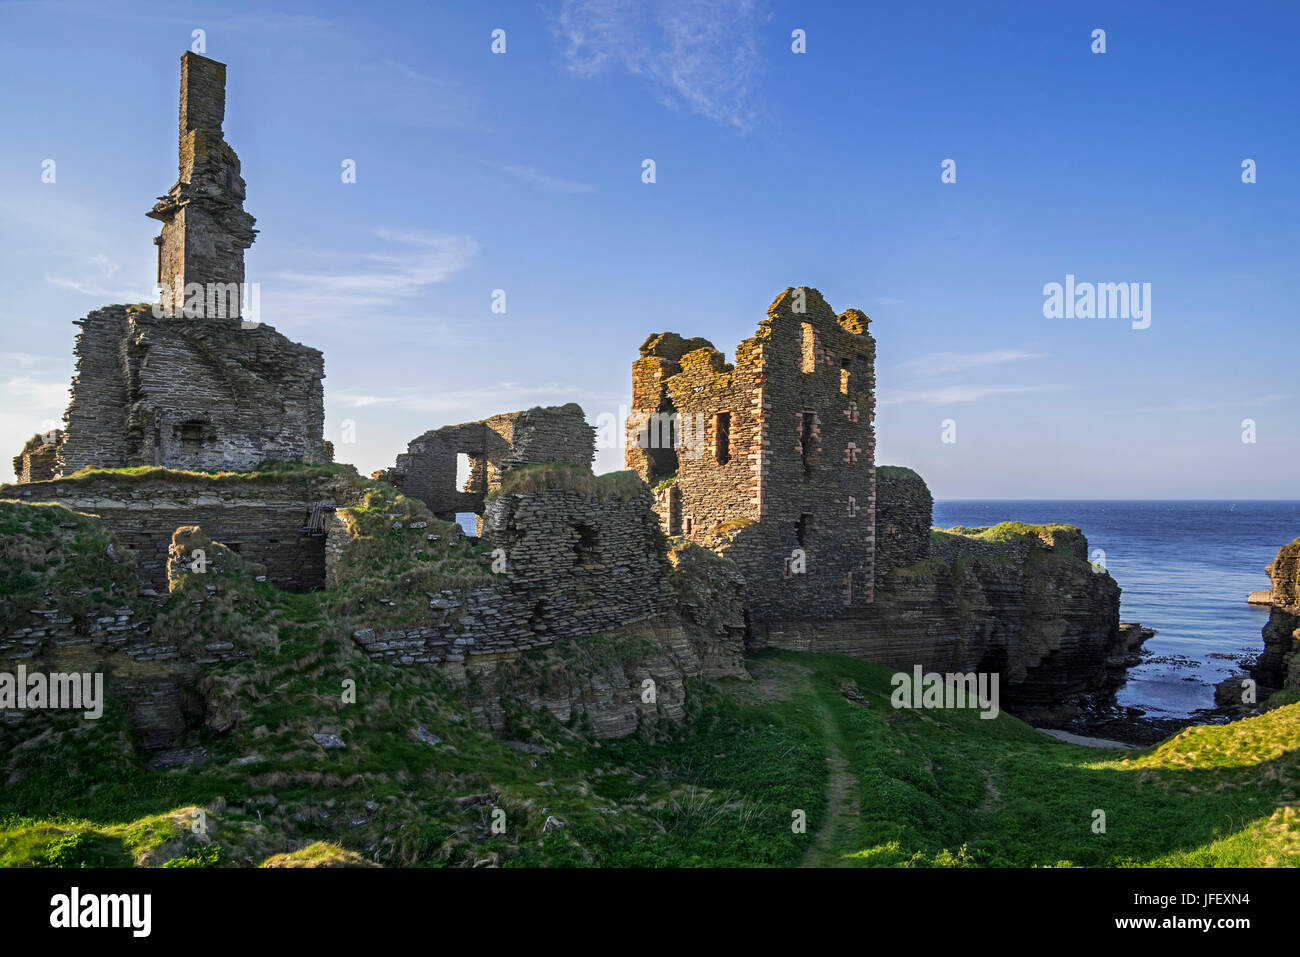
931,501 -> 1300,718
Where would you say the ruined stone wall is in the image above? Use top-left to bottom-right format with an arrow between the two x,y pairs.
147,52 -> 256,320
57,307 -> 133,474
761,525 -> 1126,724
349,482 -> 674,664
0,472 -> 357,593
0,503 -> 268,751
626,288 -> 877,629
12,432 -> 62,484
383,404 -> 595,523
49,53 -> 324,477
57,304 -> 326,474
874,465 -> 934,585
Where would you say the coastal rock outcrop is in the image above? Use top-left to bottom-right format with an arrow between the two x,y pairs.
757,468 -> 1136,724
1253,537 -> 1300,694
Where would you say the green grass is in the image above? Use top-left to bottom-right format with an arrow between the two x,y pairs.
46,461 -> 361,485
3,635 -> 1296,867
488,464 -> 647,502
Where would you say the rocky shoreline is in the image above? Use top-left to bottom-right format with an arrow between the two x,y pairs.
1053,536 -> 1300,747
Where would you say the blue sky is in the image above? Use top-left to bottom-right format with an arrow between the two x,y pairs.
1,0 -> 1296,497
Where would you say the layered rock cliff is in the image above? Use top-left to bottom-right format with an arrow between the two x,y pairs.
1253,537 -> 1300,694
757,467 -> 1136,724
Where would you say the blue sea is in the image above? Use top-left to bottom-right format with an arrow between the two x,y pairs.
932,501 -> 1300,719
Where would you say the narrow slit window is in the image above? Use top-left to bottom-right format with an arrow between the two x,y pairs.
714,412 -> 731,465
800,412 -> 816,475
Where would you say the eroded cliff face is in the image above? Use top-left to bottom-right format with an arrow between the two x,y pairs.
752,467 -> 1132,725
1254,538 -> 1300,694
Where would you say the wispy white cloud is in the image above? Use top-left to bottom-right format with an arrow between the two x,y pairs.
878,384 -> 1062,407
551,0 -> 768,131
2,375 -> 71,409
269,230 -> 479,312
893,349 -> 1048,376
331,382 -> 605,419
0,353 -> 44,369
1110,394 -> 1293,416
881,349 -> 1056,406
45,253 -> 151,303
333,393 -> 401,409
485,162 -> 596,194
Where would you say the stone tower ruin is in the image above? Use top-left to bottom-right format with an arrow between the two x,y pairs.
626,287 -> 877,631
19,52 -> 329,479
147,51 -> 258,321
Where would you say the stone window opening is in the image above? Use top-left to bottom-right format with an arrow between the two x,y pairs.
178,419 -> 210,452
573,522 -> 600,566
455,512 -> 479,541
456,453 -> 472,492
800,412 -> 816,475
801,323 -> 817,373
796,513 -> 813,548
644,406 -> 679,481
841,357 -> 852,394
713,412 -> 731,465
529,599 -> 548,633
684,515 -> 694,536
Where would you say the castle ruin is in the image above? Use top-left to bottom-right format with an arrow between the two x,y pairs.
625,287 -> 878,631
41,52 -> 328,478
0,51 -> 1136,752
379,403 -> 595,535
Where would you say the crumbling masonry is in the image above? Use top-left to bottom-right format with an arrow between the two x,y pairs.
626,287 -> 878,632
379,403 -> 596,534
37,52 -> 328,478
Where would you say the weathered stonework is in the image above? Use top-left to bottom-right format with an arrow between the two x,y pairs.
760,469 -> 1133,724
0,470 -> 361,593
380,403 -> 596,530
11,52 -> 328,478
57,304 -> 327,474
873,465 -> 934,585
0,505 -> 274,750
626,288 -> 877,631
346,480 -> 675,664
11,431 -> 61,483
147,52 -> 257,321
1253,537 -> 1300,693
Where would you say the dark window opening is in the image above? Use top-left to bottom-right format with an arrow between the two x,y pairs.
713,412 -> 731,465
645,406 -> 679,481
179,420 -> 208,452
796,514 -> 813,548
800,412 -> 816,475
529,599 -> 548,633
573,522 -> 600,566
225,541 -> 242,554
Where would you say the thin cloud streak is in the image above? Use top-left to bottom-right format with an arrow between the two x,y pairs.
878,384 -> 1062,407
551,0 -> 767,131
485,162 -> 597,194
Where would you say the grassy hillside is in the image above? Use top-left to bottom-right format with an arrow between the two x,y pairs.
3,627 -> 1297,866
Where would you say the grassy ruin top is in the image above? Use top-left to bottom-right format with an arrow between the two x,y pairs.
488,464 -> 647,502
874,465 -> 925,482
33,461 -> 363,487
930,522 -> 1091,563
0,499 -> 139,631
